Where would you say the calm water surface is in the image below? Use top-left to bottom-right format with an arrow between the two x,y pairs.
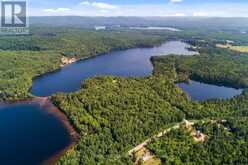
32,41 -> 197,96
0,103 -> 71,165
178,80 -> 243,101
129,27 -> 181,31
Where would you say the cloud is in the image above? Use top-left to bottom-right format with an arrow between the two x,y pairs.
80,1 -> 90,5
92,2 -> 117,10
193,12 -> 209,17
99,10 -> 110,13
169,0 -> 183,3
80,1 -> 118,10
172,13 -> 186,16
43,8 -> 71,13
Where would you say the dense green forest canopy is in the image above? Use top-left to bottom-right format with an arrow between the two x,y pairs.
53,76 -> 187,164
52,37 -> 248,164
0,28 -> 165,55
0,51 -> 61,100
148,118 -> 248,165
53,75 -> 248,164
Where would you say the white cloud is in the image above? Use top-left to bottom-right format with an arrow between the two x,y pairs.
170,0 -> 183,3
80,1 -> 90,5
43,8 -> 71,13
99,10 -> 110,13
172,13 -> 186,16
193,12 -> 209,17
80,1 -> 118,10
92,2 -> 117,10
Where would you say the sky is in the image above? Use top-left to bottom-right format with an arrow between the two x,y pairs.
29,0 -> 248,17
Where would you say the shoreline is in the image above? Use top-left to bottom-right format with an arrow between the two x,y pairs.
39,97 -> 80,165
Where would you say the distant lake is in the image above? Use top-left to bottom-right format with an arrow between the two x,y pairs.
129,27 -> 181,31
32,41 -> 197,97
178,80 -> 243,101
0,101 -> 71,165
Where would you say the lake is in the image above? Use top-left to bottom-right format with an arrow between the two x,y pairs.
32,41 -> 197,96
177,80 -> 243,101
0,99 -> 73,165
129,27 -> 181,31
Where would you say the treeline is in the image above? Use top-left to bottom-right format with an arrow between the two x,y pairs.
0,28 -> 165,58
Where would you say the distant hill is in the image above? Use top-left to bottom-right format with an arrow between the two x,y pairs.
30,16 -> 248,30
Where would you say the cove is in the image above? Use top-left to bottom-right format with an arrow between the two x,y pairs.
177,80 -> 243,101
0,98 -> 78,165
32,41 -> 197,97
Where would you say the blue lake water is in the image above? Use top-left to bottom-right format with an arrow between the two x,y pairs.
177,80 -> 243,101
32,41 -> 197,96
0,102 -> 71,165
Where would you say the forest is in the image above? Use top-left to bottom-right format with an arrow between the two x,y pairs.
52,76 -> 186,164
52,74 -> 248,164
148,118 -> 248,165
0,51 -> 61,100
0,27 -> 165,54
52,38 -> 248,165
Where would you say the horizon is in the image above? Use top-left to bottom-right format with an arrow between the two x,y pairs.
28,16 -> 248,18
